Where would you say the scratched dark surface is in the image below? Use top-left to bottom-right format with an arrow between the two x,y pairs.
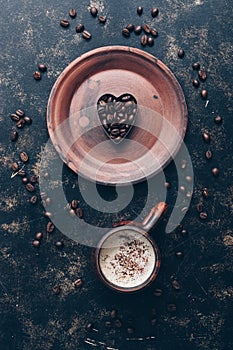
0,1 -> 232,350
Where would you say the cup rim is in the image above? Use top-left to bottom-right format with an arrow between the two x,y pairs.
95,225 -> 161,293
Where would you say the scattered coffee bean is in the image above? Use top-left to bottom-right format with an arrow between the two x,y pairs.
151,28 -> 158,37
185,175 -> 192,183
198,69 -> 207,81
71,199 -> 79,209
196,202 -> 203,213
147,37 -> 154,47
52,285 -> 60,295
55,241 -> 64,249
181,159 -> 187,169
212,167 -> 219,176
23,116 -> 32,124
214,115 -> 222,124
35,232 -> 43,240
201,89 -> 208,99
172,280 -> 181,290
90,6 -> 98,17
179,185 -> 186,193
141,34 -> 148,46
20,151 -> 29,163
10,113 -> 20,122
76,207 -> 83,218
69,208 -> 76,217
105,321 -> 112,328
18,169 -> 26,176
134,25 -> 142,35
32,240 -> 40,248
82,30 -> 92,40
30,195 -> 38,204
47,221 -> 55,233
164,181 -> 171,188
192,79 -> 200,88
127,327 -> 134,334
60,19 -> 70,28
25,183 -> 35,192
16,119 -> 25,129
10,130 -> 18,142
43,172 -> 50,179
205,150 -> 212,159
114,319 -> 122,328
98,15 -> 106,23
74,278 -> 83,288
44,211 -> 53,218
122,28 -> 130,37
69,8 -> 77,18
110,310 -> 117,319
154,288 -> 163,297
22,177 -> 28,184
151,318 -> 157,326
30,175 -> 37,184
202,188 -> 210,198
45,197 -> 52,206
37,63 -> 47,72
178,49 -> 185,58
167,303 -> 177,312
126,23 -> 134,32
33,71 -> 41,80
11,162 -> 19,171
137,6 -> 143,15
199,211 -> 208,220
151,7 -> 159,17
175,251 -> 183,258
16,109 -> 25,118
202,131 -> 210,143
76,23 -> 85,33
143,24 -> 151,34
192,62 -> 200,70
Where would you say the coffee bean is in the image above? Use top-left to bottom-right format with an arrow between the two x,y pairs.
141,34 -> 148,46
37,63 -> 47,72
214,115 -> 222,124
69,8 -> 77,18
151,28 -> 158,37
10,113 -> 20,122
44,211 -> 53,218
47,221 -> 55,233
201,89 -> 208,99
202,131 -> 210,143
76,23 -> 85,33
127,327 -> 134,334
198,69 -> 207,81
52,285 -> 60,295
110,310 -> 117,319
111,129 -> 120,136
154,288 -> 163,297
35,232 -> 43,240
212,167 -> 219,176
11,162 -> 19,171
205,150 -> 212,159
126,23 -> 134,32
69,209 -> 76,217
23,116 -> 32,124
122,28 -> 130,37
185,175 -> 192,183
172,280 -> 181,290
74,278 -> 83,288
196,202 -> 203,213
60,19 -> 70,28
147,37 -> 154,46
76,207 -> 83,218
134,25 -> 142,35
90,6 -> 98,17
202,188 -> 210,198
151,7 -> 159,17
199,211 -> 208,220
114,319 -> 122,328
82,30 -> 92,40
55,241 -> 64,249
30,195 -> 38,204
192,62 -> 200,70
179,185 -> 186,193
30,175 -> 37,184
32,240 -> 40,248
16,109 -> 25,117
45,197 -> 52,206
16,119 -> 25,129
192,79 -> 200,88
151,319 -> 157,326
167,303 -> 177,312
22,177 -> 28,184
143,24 -> 151,34
178,49 -> 185,58
20,151 -> 29,163
98,15 -> 106,23
137,6 -> 143,15
18,169 -> 26,176
164,181 -> 171,188
71,199 -> 79,209
26,183 -> 35,192
10,130 -> 18,142
33,71 -> 41,80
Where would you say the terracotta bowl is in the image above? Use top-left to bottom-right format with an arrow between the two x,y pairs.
47,46 -> 188,185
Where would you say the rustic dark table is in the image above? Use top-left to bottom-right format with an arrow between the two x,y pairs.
0,1 -> 232,350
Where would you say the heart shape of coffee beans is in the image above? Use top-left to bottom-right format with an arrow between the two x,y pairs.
97,93 -> 137,144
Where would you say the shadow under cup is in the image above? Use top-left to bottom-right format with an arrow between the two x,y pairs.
96,227 -> 161,293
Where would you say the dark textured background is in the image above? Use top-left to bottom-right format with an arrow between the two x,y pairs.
0,1 -> 232,349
